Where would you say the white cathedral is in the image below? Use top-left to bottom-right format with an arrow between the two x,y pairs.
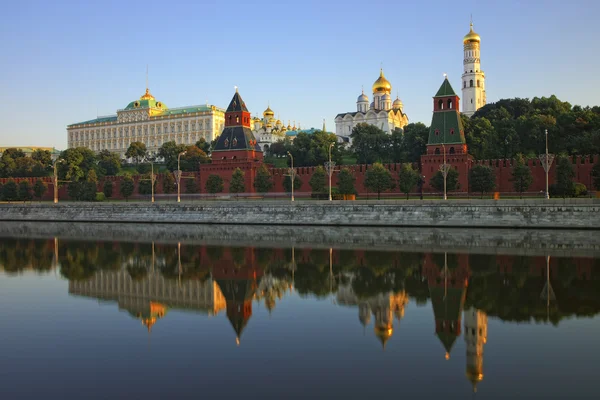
335,69 -> 409,140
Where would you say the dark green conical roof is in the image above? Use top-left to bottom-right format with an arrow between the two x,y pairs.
434,78 -> 457,97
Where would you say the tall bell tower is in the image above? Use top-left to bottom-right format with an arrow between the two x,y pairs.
461,21 -> 486,117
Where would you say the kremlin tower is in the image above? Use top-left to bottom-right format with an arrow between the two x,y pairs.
464,307 -> 488,392
462,21 -> 486,117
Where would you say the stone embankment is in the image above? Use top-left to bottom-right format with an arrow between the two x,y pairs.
1,199 -> 599,229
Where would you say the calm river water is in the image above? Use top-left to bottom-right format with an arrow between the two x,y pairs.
0,228 -> 599,399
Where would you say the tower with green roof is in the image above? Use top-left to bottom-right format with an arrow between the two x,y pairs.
421,77 -> 472,193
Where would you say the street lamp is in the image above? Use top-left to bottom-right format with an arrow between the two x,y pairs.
52,159 -> 65,204
538,129 -> 555,200
325,142 -> 336,201
176,151 -> 186,203
439,144 -> 449,200
287,151 -> 295,202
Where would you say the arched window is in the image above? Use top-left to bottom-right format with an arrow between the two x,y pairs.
438,99 -> 443,110
449,147 -> 455,154
469,79 -> 473,87
435,148 -> 440,155
477,80 -> 481,87
447,99 -> 453,109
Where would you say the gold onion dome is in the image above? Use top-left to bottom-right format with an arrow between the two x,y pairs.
372,69 -> 392,93
374,325 -> 393,349
463,23 -> 481,44
140,88 -> 155,100
263,106 -> 274,117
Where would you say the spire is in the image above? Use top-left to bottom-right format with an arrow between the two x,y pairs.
322,119 -> 326,133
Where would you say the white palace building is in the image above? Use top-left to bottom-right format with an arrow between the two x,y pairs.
335,69 -> 409,140
67,87 -> 225,157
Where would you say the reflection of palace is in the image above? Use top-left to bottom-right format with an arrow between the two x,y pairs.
337,283 -> 409,348
69,270 -> 226,331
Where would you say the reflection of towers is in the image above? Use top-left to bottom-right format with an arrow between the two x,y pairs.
336,283 -> 409,349
464,308 -> 487,392
212,247 -> 264,345
425,253 -> 469,359
256,273 -> 293,315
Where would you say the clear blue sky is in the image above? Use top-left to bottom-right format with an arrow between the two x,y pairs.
1,0 -> 598,149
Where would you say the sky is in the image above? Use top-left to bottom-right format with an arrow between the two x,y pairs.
0,0 -> 599,149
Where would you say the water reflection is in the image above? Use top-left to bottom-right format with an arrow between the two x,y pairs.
1,238 -> 599,394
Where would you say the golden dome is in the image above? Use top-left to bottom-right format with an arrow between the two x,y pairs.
140,88 -> 155,101
374,325 -> 393,349
463,23 -> 481,44
263,106 -> 274,117
372,69 -> 392,93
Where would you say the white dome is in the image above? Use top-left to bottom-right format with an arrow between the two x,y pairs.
393,97 -> 403,109
357,93 -> 369,103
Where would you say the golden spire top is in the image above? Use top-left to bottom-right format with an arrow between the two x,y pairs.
372,68 -> 392,93
463,18 -> 481,43
140,88 -> 155,101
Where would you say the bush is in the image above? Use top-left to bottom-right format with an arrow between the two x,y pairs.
2,179 -> 18,201
18,180 -> 33,201
95,192 -> 106,202
103,180 -> 114,198
136,163 -> 151,175
574,183 -> 587,197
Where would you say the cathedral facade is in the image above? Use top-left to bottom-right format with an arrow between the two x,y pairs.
251,105 -> 299,152
335,69 -> 409,140
66,87 -> 225,157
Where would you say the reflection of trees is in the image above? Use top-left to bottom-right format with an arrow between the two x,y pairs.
294,262 -> 334,298
59,241 -> 101,281
0,239 -> 54,274
158,244 -> 211,282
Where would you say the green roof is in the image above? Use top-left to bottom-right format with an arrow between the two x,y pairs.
124,98 -> 165,110
68,115 -> 118,127
434,78 -> 457,97
427,111 -> 466,145
160,105 -> 220,116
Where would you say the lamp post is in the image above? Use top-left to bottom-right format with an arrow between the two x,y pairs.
52,159 -> 64,204
287,151 -> 295,202
439,144 -> 449,200
176,151 -> 186,203
325,142 -> 336,201
538,129 -> 555,200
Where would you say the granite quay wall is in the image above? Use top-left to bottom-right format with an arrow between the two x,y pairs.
0,200 -> 599,229
1,221 -> 598,258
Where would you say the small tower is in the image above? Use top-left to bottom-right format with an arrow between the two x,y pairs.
372,69 -> 392,111
462,21 -> 486,117
464,308 -> 488,392
357,89 -> 369,113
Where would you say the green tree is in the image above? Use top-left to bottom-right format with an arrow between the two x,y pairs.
283,175 -> 302,193
185,178 -> 199,194
337,168 -> 356,195
18,180 -> 32,201
119,176 -> 135,201
364,162 -> 395,200
470,165 -> 496,198
206,174 -> 224,194
511,155 -> 533,198
2,179 -> 18,201
229,168 -> 246,196
555,156 -> 575,198
97,149 -> 121,176
430,168 -> 460,193
180,145 -> 209,172
138,174 -> 156,196
309,166 -> 327,195
125,141 -> 147,165
401,123 -> 430,162
33,179 -> 47,201
163,173 -> 176,194
158,141 -> 187,171
58,147 -> 97,182
350,123 -> 391,164
254,164 -> 273,194
592,162 -> 600,191
0,149 -> 26,177
398,164 -> 419,200
136,163 -> 151,174
195,138 -> 211,154
103,180 -> 114,199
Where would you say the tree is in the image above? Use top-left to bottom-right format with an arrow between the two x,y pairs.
364,163 -> 395,200
511,155 -> 533,198
18,180 -> 32,201
206,174 -> 224,194
254,164 -> 273,194
283,175 -> 302,193
120,176 -> 135,201
592,162 -> 600,191
195,138 -> 211,154
31,149 -> 52,168
350,123 -> 391,164
163,173 -> 176,194
98,149 -> 121,176
103,180 -> 114,199
309,166 -> 327,195
158,141 -> 187,171
181,145 -> 209,172
229,168 -> 246,196
399,123 -> 429,162
138,174 -> 157,196
470,165 -> 496,198
185,178 -> 199,194
337,168 -> 356,195
430,169 -> 460,193
58,147 -> 97,182
398,164 -> 419,199
1,179 -> 18,201
33,179 -> 47,201
125,142 -> 147,165
555,156 -> 575,198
